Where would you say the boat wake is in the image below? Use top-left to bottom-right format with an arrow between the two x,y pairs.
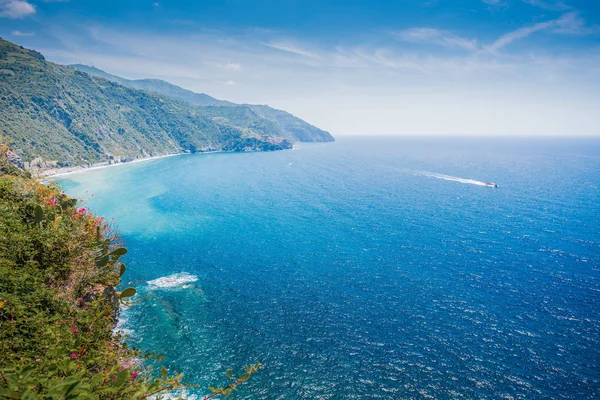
415,171 -> 497,187
147,273 -> 198,289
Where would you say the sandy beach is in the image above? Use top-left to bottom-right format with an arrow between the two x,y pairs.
40,153 -> 187,179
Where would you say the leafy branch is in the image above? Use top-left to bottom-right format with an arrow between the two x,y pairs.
204,364 -> 263,399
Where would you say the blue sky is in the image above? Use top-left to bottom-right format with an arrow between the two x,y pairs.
1,0 -> 599,136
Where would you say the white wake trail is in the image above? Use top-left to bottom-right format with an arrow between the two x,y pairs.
415,171 -> 490,187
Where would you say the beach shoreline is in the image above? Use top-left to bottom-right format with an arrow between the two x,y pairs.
41,144 -> 302,180
40,152 -> 188,179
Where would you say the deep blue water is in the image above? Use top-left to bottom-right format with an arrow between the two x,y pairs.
58,137 -> 600,399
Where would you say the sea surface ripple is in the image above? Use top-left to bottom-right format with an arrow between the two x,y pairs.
58,137 -> 600,399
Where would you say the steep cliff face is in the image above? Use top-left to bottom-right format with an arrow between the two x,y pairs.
0,38 -> 330,166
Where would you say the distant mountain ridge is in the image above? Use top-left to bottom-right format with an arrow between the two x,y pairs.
69,64 -> 233,107
69,64 -> 333,143
0,38 -> 333,167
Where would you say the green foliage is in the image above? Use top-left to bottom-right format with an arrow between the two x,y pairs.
70,65 -> 231,107
206,364 -> 263,399
108,247 -> 127,257
33,204 -> 43,224
119,288 -> 136,299
0,173 -> 191,399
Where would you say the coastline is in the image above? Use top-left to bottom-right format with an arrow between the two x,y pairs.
41,152 -> 188,179
42,144 -> 301,180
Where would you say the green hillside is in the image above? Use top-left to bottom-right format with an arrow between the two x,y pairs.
70,64 -> 232,107
69,64 -> 335,143
246,104 -> 335,143
0,38 -> 331,167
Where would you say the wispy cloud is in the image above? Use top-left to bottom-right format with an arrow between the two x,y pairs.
43,22 -> 600,81
222,62 -> 242,71
392,28 -> 478,50
485,0 -> 571,11
0,0 -> 35,19
551,12 -> 593,34
11,30 -> 34,36
487,12 -> 589,52
482,0 -> 508,7
263,40 -> 321,59
521,0 -> 571,11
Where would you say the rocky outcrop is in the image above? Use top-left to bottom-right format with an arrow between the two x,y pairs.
5,150 -> 23,169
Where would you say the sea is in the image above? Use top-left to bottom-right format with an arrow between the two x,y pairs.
56,136 -> 600,399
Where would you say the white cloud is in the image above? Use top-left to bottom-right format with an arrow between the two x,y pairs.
11,30 -> 34,36
521,0 -> 571,11
487,12 -> 588,52
485,0 -> 570,10
223,62 -> 241,71
482,0 -> 507,6
225,80 -> 236,86
0,0 -> 35,18
551,12 -> 592,34
263,41 -> 321,59
392,28 -> 478,51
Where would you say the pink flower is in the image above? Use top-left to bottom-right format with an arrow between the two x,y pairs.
46,197 -> 59,206
131,371 -> 139,380
70,353 -> 77,359
76,207 -> 87,215
77,297 -> 84,302
71,328 -> 78,333
120,365 -> 126,371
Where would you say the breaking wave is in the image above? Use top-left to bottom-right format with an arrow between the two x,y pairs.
113,313 -> 134,337
147,273 -> 198,289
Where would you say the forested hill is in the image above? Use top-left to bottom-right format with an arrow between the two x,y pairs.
0,38 -> 333,166
70,64 -> 334,144
70,64 -> 233,107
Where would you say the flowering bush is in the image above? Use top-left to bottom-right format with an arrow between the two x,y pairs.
0,172 -> 190,399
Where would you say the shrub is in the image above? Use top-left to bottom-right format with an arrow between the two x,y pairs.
0,170 -> 190,399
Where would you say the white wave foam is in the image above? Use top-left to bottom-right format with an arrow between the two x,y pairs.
415,171 -> 491,187
113,314 -> 134,336
147,273 -> 198,289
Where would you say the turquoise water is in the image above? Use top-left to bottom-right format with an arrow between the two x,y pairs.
58,137 -> 600,399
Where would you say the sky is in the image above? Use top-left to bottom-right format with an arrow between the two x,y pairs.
1,0 -> 599,136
